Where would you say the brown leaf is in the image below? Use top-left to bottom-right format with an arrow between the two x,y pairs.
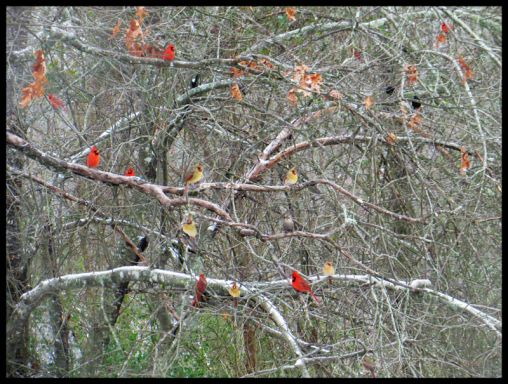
287,88 -> 298,106
230,67 -> 244,78
136,6 -> 148,23
408,112 -> 423,129
110,19 -> 122,39
386,132 -> 398,145
436,33 -> 447,46
285,7 -> 297,22
231,83 -> 243,101
258,58 -> 274,69
460,146 -> 471,175
364,95 -> 374,109
328,90 -> 343,100
309,73 -> 322,92
405,64 -> 418,85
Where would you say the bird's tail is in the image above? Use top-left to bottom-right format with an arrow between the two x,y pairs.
192,292 -> 202,307
310,290 -> 321,305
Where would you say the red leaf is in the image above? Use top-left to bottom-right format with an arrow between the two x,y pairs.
441,22 -> 452,34
48,94 -> 65,110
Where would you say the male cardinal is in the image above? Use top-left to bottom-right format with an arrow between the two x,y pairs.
291,271 -> 320,304
284,167 -> 298,185
192,273 -> 207,307
163,43 -> 175,63
124,167 -> 135,177
86,145 -> 100,168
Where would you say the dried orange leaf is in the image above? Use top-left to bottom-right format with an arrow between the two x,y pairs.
136,6 -> 148,23
460,146 -> 471,175
436,33 -> 447,46
125,18 -> 143,51
288,88 -> 298,105
48,94 -> 65,110
292,64 -> 309,83
386,132 -> 398,145
111,19 -> 122,39
457,56 -> 473,82
19,50 -> 48,108
258,58 -> 274,69
286,7 -> 297,22
19,86 -> 34,108
329,90 -> 343,100
238,60 -> 258,71
230,67 -> 244,78
231,83 -> 243,101
309,73 -> 322,92
295,87 -> 312,98
408,112 -> 423,129
405,64 -> 418,85
364,95 -> 374,110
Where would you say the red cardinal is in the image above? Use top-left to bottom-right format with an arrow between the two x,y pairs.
124,167 -> 135,177
191,273 -> 207,307
86,145 -> 100,168
163,43 -> 175,62
291,271 -> 320,304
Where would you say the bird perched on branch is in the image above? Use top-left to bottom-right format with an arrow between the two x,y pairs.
190,73 -> 200,89
291,271 -> 320,304
191,273 -> 207,307
411,95 -> 421,110
184,163 -> 204,195
124,167 -> 135,177
323,261 -> 335,285
182,214 -> 198,250
86,145 -> 100,168
283,213 -> 295,233
284,167 -> 298,185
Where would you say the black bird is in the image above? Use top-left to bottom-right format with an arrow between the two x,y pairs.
411,95 -> 421,110
137,236 -> 149,252
385,85 -> 395,95
190,74 -> 200,89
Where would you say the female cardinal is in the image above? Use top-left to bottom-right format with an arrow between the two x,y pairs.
86,145 -> 100,168
284,167 -> 298,185
323,261 -> 335,286
124,167 -> 135,177
192,273 -> 207,307
163,43 -> 175,64
291,271 -> 320,304
182,215 -> 197,238
185,163 -> 203,185
184,163 -> 204,195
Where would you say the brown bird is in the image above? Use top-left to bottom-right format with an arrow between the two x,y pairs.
362,354 -> 376,378
323,260 -> 335,286
184,163 -> 204,196
284,167 -> 298,185
283,213 -> 294,232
